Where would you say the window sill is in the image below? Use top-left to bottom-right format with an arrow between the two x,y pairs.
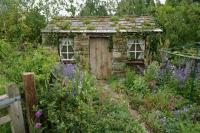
125,59 -> 144,64
61,59 -> 76,64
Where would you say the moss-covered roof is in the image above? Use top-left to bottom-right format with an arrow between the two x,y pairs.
41,16 -> 162,33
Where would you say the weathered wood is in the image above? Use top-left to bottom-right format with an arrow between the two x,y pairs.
90,37 -> 112,79
0,115 -> 11,125
0,96 -> 21,109
22,72 -> 37,122
0,94 -> 8,101
7,83 -> 25,133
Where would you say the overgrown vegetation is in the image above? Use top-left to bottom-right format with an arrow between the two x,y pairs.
0,0 -> 200,132
108,62 -> 200,133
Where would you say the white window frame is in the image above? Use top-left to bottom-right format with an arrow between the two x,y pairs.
127,39 -> 145,59
59,38 -> 75,61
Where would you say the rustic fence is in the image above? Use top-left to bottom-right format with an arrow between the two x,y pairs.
0,83 -> 25,133
0,73 -> 39,133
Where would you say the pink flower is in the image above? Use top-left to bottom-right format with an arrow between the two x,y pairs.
35,123 -> 42,129
35,110 -> 43,118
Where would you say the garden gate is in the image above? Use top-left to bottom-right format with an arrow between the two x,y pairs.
0,83 -> 25,133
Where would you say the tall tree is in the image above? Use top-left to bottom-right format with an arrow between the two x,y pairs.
80,0 -> 108,16
155,0 -> 200,47
0,0 -> 46,42
116,0 -> 155,16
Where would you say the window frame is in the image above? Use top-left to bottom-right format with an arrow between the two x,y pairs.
59,38 -> 75,61
127,39 -> 145,60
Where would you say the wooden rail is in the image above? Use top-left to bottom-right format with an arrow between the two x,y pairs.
0,83 -> 25,133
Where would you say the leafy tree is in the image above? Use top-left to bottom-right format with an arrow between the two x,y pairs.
25,7 -> 46,42
0,0 -> 46,42
155,1 -> 200,47
116,0 -> 155,16
80,0 -> 108,16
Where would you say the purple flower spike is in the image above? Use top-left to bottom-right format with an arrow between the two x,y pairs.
35,123 -> 42,129
63,64 -> 76,78
35,110 -> 43,118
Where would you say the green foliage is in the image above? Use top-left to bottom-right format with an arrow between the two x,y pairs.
43,33 -> 59,46
124,70 -> 149,93
145,61 -> 159,81
80,0 -> 108,16
86,25 -> 96,30
62,21 -> 71,30
0,1 -> 46,43
155,1 -> 200,46
111,16 -> 120,22
143,90 -> 176,111
107,74 -> 118,84
82,18 -> 91,25
116,0 -> 155,16
0,40 -> 58,88
39,71 -> 145,132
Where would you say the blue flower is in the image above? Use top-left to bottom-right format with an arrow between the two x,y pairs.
63,64 -> 76,79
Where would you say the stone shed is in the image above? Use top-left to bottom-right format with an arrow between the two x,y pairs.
41,16 -> 162,79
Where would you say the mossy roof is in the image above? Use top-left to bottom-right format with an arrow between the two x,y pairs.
41,16 -> 162,33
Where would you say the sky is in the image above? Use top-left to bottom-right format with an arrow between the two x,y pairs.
159,0 -> 166,4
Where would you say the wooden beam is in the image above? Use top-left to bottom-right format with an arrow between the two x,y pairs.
22,72 -> 38,123
0,115 -> 11,125
0,94 -> 8,101
7,83 -> 25,133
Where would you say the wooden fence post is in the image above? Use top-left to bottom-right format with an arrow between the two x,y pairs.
22,72 -> 37,123
7,83 -> 25,133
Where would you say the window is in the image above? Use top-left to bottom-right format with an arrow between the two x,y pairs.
59,38 -> 74,61
127,39 -> 145,59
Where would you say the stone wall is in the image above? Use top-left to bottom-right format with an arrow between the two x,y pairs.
42,32 -> 147,76
112,34 -> 128,75
74,34 -> 90,70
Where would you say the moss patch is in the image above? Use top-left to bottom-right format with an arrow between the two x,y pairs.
118,24 -> 126,30
56,20 -> 71,30
86,25 -> 96,30
71,26 -> 81,31
82,18 -> 91,25
111,16 -> 120,22
143,20 -> 152,27
131,24 -> 136,29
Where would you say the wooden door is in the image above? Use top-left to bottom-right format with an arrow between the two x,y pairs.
90,37 -> 112,79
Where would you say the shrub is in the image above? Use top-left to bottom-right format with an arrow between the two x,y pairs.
145,61 -> 159,81
143,90 -> 176,111
132,76 -> 149,93
124,69 -> 137,89
38,66 -> 145,132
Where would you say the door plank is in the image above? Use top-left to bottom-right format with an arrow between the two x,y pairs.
90,37 -> 112,79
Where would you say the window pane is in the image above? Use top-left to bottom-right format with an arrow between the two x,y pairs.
64,40 -> 68,45
136,44 -> 142,51
129,52 -> 135,59
136,52 -> 144,59
68,40 -> 73,46
61,53 -> 68,59
130,44 -> 135,51
68,53 -> 74,59
68,46 -> 74,52
61,46 -> 67,52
